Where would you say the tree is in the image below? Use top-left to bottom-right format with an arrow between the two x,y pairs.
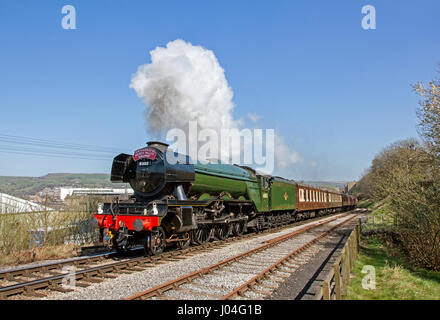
413,68 -> 440,160
356,65 -> 440,270
373,140 -> 440,269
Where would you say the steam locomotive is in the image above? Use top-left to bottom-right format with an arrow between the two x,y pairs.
93,141 -> 357,255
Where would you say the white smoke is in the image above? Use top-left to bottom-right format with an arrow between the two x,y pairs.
130,39 -> 237,134
275,135 -> 303,170
130,39 -> 301,173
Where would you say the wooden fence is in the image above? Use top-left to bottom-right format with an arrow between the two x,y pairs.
315,220 -> 361,300
361,214 -> 387,233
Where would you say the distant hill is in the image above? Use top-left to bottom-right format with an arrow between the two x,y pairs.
0,173 -> 128,199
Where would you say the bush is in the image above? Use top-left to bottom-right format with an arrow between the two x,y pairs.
0,196 -> 101,261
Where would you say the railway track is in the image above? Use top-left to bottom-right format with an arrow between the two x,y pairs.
0,211 -> 363,300
126,213 -> 359,300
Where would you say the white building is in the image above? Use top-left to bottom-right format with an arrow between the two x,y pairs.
0,193 -> 53,214
59,187 -> 134,201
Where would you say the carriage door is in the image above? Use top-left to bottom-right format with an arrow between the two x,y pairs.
260,176 -> 271,212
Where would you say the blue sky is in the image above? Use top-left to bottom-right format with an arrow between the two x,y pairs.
0,0 -> 439,181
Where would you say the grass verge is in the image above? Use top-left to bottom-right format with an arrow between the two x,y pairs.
0,243 -> 81,267
344,237 -> 440,300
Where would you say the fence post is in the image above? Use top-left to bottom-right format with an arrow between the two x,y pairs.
334,264 -> 341,300
350,235 -> 355,270
352,235 -> 356,269
322,281 -> 330,300
344,245 -> 350,285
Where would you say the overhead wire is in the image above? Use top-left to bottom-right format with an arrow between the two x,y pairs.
0,133 -> 129,161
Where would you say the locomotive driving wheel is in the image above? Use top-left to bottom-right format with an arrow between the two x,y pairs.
145,226 -> 166,255
215,223 -> 232,240
232,220 -> 246,236
193,225 -> 212,245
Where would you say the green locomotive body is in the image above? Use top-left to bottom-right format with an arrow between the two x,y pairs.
190,162 -> 258,201
190,163 -> 297,213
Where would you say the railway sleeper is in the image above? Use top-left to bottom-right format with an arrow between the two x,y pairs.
249,288 -> 273,296
23,287 -> 46,298
75,281 -> 91,287
175,287 -> 223,299
115,269 -> 133,274
258,283 -> 279,290
82,275 -> 104,283
48,284 -> 74,293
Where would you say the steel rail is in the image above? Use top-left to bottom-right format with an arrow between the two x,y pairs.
220,215 -> 358,300
0,253 -> 114,282
125,213 -> 355,300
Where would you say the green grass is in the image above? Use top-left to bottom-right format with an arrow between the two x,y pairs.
344,237 -> 440,300
357,199 -> 374,208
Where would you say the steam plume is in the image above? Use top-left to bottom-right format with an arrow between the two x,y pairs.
130,39 -> 301,173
